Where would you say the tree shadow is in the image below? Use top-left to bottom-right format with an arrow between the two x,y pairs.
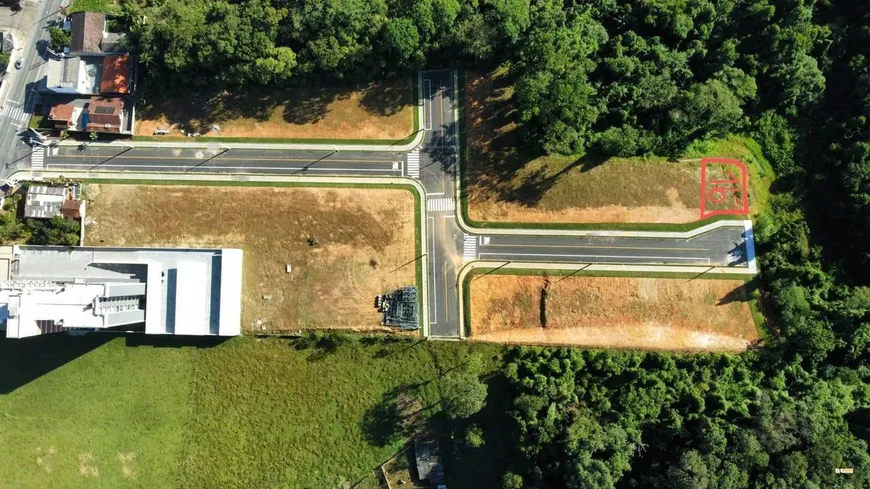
717,283 -> 751,306
439,371 -> 513,489
359,81 -> 411,117
292,331 -> 353,362
463,69 -> 615,209
123,335 -> 230,348
280,86 -> 337,125
135,83 -> 341,135
371,338 -> 427,359
0,333 -> 114,394
362,386 -> 439,447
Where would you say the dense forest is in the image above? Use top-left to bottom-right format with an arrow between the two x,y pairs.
115,0 -> 870,487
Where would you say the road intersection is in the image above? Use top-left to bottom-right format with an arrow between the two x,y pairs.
6,66 -> 756,338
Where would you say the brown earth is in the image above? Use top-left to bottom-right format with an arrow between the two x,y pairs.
464,68 -> 747,224
135,80 -> 414,140
469,274 -> 757,352
84,184 -> 417,332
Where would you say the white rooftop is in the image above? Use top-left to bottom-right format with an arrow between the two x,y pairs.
0,246 -> 243,339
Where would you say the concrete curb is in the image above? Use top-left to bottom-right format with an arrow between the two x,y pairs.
13,169 -> 432,337
57,73 -> 427,153
455,260 -> 759,339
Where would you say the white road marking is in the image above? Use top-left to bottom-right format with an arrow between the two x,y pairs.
406,149 -> 420,178
463,234 -> 477,261
428,216 -> 437,324
423,79 -> 433,131
478,252 -> 712,263
44,163 -> 401,173
30,146 -> 44,170
426,197 -> 455,212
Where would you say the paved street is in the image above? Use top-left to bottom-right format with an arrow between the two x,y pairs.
42,146 -> 408,176
6,69 -> 756,339
472,230 -> 748,266
0,0 -> 66,175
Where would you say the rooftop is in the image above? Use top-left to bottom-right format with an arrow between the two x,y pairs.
24,185 -> 68,219
0,246 -> 243,339
48,103 -> 76,124
86,96 -> 124,132
70,12 -> 106,53
100,54 -> 131,94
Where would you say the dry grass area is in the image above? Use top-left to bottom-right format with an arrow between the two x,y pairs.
135,79 -> 414,140
465,68 -> 750,224
469,274 -> 757,351
84,184 -> 417,332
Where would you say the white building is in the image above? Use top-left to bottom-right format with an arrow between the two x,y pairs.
0,245 -> 243,339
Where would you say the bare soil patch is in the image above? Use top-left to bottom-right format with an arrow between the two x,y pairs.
465,68 -> 747,224
135,80 -> 414,140
84,184 -> 417,332
469,274 -> 757,352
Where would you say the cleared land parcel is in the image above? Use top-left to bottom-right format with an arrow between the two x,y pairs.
135,80 -> 415,141
464,68 -> 768,225
84,184 -> 417,332
468,274 -> 758,351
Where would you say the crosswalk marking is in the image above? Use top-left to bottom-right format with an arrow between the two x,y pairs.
2,105 -> 24,121
463,234 -> 477,261
426,197 -> 455,212
31,146 -> 44,170
406,149 -> 420,178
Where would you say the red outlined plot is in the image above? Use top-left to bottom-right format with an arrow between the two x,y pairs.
700,157 -> 749,219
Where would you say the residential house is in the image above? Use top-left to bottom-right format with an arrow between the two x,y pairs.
47,103 -> 79,129
86,96 -> 124,133
41,12 -> 135,135
23,185 -> 84,220
414,438 -> 447,489
69,12 -> 106,54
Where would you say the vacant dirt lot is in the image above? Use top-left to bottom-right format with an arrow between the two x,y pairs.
468,274 -> 757,351
84,184 -> 417,332
135,80 -> 414,140
465,68 -> 749,224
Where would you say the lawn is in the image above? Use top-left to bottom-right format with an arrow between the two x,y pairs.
463,67 -> 772,226
134,80 -> 415,142
467,273 -> 759,351
83,184 -> 417,333
0,334 -> 196,488
0,335 -> 509,489
67,0 -> 119,13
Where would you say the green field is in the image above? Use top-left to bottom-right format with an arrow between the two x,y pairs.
0,334 -> 509,488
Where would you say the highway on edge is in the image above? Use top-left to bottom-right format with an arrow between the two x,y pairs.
17,70 -> 754,338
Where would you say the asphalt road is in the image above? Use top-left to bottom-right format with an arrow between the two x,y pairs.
419,70 -> 464,337
44,146 -> 408,176
0,0 -> 65,175
473,230 -> 748,266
